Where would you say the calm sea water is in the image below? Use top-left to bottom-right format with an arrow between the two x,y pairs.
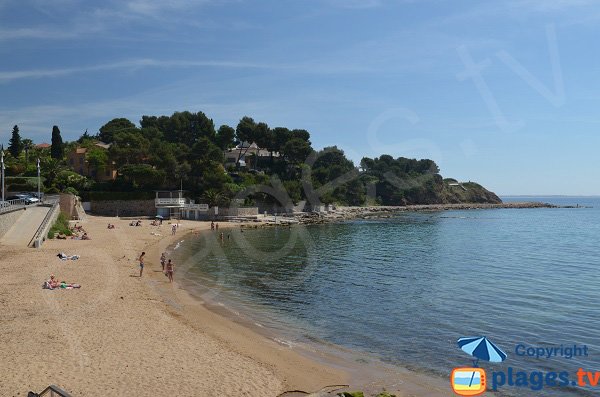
171,197 -> 600,396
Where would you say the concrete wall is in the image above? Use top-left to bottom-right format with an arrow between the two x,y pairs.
208,207 -> 258,217
89,199 -> 156,217
0,208 -> 25,239
59,193 -> 77,220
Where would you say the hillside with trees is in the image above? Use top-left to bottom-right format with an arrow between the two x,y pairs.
2,111 -> 501,207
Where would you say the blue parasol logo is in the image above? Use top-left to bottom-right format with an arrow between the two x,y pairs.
458,336 -> 508,367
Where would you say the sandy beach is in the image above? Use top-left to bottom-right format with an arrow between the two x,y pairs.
0,215 -> 452,397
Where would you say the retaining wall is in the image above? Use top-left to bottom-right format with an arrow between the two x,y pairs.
89,200 -> 156,217
0,208 -> 25,239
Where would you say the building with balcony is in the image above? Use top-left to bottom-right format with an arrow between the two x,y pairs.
155,191 -> 186,218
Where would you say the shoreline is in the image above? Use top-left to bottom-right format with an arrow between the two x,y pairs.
166,226 -> 452,397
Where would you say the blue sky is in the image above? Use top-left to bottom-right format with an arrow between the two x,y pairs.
1,0 -> 600,195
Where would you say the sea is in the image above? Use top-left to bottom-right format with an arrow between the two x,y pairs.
170,196 -> 600,396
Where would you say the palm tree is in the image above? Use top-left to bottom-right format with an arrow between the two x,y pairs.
202,189 -> 224,207
22,139 -> 33,165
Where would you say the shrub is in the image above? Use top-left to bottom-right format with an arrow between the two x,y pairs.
48,212 -> 72,239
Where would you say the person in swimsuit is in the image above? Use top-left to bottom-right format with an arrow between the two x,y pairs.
160,252 -> 166,272
138,252 -> 146,277
166,259 -> 174,283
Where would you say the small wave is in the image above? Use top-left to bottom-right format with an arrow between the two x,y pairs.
273,338 -> 295,347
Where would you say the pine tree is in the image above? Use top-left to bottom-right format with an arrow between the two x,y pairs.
51,125 -> 64,159
8,125 -> 23,158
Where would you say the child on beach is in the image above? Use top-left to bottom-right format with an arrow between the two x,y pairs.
138,252 -> 146,277
166,259 -> 174,283
171,224 -> 177,235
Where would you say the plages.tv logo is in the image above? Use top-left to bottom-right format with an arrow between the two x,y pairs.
451,336 -> 507,396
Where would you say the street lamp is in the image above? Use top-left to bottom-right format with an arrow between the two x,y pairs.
1,149 -> 5,202
37,158 -> 41,202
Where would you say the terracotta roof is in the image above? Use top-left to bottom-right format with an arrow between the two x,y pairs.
35,143 -> 51,148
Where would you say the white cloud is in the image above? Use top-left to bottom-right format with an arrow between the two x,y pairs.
0,58 -> 278,83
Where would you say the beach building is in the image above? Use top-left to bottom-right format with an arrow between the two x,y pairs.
224,142 -> 277,169
67,142 -> 117,182
155,191 -> 211,220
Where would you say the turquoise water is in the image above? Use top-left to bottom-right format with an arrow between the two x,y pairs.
172,197 -> 600,396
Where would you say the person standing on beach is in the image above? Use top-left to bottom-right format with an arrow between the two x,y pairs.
211,221 -> 214,230
171,224 -> 176,235
138,252 -> 146,277
215,223 -> 219,231
166,259 -> 174,283
160,252 -> 166,272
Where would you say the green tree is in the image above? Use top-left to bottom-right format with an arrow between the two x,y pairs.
120,164 -> 166,189
281,138 -> 313,165
22,138 -> 33,164
8,125 -> 23,158
235,116 -> 258,165
86,147 -> 108,177
216,125 -> 236,150
99,118 -> 136,143
51,125 -> 64,159
109,130 -> 149,166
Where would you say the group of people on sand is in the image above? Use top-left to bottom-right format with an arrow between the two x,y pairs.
60,224 -> 90,240
137,252 -> 175,282
129,220 -> 143,227
210,221 -> 219,231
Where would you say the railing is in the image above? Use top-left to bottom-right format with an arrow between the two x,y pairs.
30,201 -> 60,248
0,198 -> 29,214
33,384 -> 73,397
184,203 -> 209,211
155,198 -> 186,206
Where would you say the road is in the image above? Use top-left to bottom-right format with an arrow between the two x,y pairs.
0,206 -> 50,247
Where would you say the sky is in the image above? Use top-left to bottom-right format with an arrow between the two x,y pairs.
1,0 -> 600,195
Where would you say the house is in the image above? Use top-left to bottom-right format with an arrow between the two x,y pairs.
67,142 -> 117,182
35,143 -> 51,149
224,142 -> 277,169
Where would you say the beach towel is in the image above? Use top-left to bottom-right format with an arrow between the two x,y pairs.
57,252 -> 80,260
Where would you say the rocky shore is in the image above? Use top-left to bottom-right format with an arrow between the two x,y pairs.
294,201 -> 563,225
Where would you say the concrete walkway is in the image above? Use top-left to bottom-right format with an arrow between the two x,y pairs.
0,206 -> 50,247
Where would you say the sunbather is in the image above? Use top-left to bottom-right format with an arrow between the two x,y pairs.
43,275 -> 81,289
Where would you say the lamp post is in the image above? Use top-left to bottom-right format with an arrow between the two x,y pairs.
1,149 -> 5,202
37,158 -> 41,203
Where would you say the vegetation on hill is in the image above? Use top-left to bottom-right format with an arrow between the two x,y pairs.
2,111 -> 501,206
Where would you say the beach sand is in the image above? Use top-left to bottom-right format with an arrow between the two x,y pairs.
0,215 -> 451,397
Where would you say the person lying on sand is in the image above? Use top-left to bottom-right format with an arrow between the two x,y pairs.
107,223 -> 115,229
81,233 -> 90,240
46,274 -> 60,289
